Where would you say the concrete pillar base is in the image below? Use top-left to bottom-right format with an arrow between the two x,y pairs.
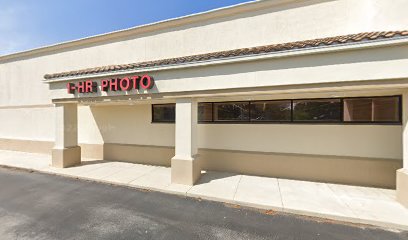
397,169 -> 408,208
171,156 -> 201,185
52,146 -> 81,168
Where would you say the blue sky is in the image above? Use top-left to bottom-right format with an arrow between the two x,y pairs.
0,0 -> 253,56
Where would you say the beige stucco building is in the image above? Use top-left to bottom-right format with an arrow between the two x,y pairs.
1,0 -> 408,207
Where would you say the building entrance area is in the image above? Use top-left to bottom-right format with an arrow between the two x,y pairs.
51,91 -> 403,189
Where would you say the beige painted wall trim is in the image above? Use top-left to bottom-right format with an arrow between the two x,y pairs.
102,143 -> 401,188
198,148 -> 401,189
103,142 -> 174,149
0,104 -> 54,110
103,143 -> 173,166
0,138 -> 53,154
397,169 -> 408,207
0,138 -> 103,159
199,147 -> 401,162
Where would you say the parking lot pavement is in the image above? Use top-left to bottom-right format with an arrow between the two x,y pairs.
0,167 -> 407,240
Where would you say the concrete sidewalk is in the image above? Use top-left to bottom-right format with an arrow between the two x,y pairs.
0,150 -> 408,230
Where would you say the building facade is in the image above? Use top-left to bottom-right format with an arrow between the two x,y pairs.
1,0 -> 408,206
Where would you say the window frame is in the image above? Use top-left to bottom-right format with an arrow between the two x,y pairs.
291,98 -> 342,123
197,95 -> 402,125
341,95 -> 402,124
212,101 -> 251,122
249,99 -> 292,123
151,103 -> 176,123
198,102 -> 214,122
151,95 -> 402,125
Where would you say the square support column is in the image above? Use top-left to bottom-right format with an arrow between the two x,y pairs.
397,91 -> 408,207
171,98 -> 201,185
52,103 -> 81,168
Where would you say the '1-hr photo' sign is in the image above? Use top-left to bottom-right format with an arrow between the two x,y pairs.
66,74 -> 154,94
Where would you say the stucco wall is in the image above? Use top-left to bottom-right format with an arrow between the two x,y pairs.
0,0 -> 406,162
0,106 -> 54,141
82,104 -> 402,160
0,99 -> 401,160
199,124 -> 401,159
2,0 -> 408,107
85,105 -> 174,147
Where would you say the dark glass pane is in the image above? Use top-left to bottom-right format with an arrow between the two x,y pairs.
214,102 -> 249,121
373,97 -> 400,122
198,103 -> 213,122
343,98 -> 371,121
152,104 -> 175,122
250,100 -> 291,121
344,97 -> 400,122
293,99 -> 341,121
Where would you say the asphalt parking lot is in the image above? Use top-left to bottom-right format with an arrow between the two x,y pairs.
0,167 -> 407,240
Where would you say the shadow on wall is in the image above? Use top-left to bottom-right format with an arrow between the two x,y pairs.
86,104 -> 402,188
89,105 -> 119,143
89,104 -> 175,166
198,149 -> 402,189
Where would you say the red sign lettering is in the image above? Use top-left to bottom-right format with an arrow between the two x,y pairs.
110,78 -> 119,91
131,76 -> 140,89
120,77 -> 132,91
140,75 -> 154,89
101,79 -> 109,91
66,75 -> 154,94
67,83 -> 76,94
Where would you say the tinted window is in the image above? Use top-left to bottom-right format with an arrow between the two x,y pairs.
250,100 -> 291,121
152,104 -> 175,122
198,103 -> 213,122
214,102 -> 249,121
293,99 -> 341,121
343,97 -> 400,122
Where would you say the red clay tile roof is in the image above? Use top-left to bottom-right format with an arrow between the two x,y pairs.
44,31 -> 408,80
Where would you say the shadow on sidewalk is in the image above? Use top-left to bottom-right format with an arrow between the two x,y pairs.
195,171 -> 240,185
